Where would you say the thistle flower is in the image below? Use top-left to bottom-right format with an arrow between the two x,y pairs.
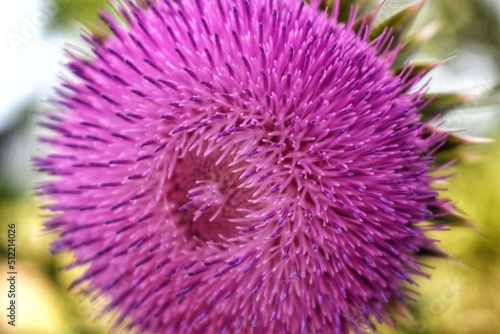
36,0 -> 470,333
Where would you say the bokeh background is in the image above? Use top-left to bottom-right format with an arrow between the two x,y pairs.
1,0 -> 500,333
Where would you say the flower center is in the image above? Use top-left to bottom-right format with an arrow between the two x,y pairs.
168,150 -> 254,242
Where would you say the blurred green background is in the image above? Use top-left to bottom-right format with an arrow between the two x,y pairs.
1,0 -> 500,333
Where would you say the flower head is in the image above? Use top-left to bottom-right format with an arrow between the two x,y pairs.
36,0 -> 461,333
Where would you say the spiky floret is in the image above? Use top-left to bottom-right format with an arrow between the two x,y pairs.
36,0 -> 461,333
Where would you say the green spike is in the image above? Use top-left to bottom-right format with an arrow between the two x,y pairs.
393,21 -> 440,65
370,0 -> 425,43
353,10 -> 377,33
432,208 -> 474,228
417,246 -> 451,259
442,133 -> 494,151
435,131 -> 494,163
421,93 -> 471,121
392,58 -> 449,80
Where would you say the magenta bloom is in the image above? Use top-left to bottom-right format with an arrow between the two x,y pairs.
37,0 -> 454,333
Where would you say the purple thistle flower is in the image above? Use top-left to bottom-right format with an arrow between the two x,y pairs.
37,0 -> 459,333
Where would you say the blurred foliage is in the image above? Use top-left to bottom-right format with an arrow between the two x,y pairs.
1,0 -> 500,333
0,103 -> 34,199
48,0 -> 109,33
382,137 -> 500,334
0,197 -> 110,334
422,0 -> 500,60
